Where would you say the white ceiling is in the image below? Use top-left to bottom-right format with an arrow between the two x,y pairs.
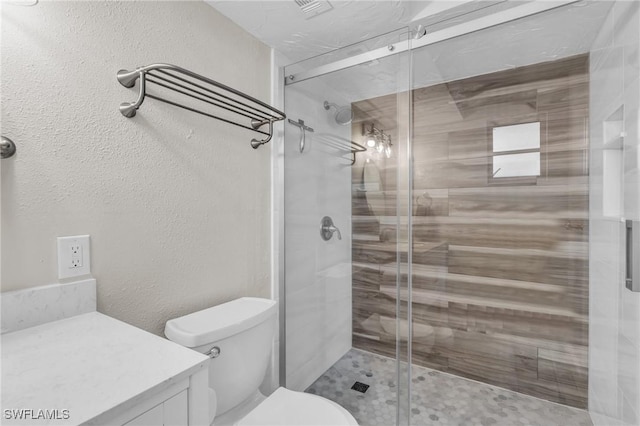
411,1 -> 611,87
208,0 -> 490,63
208,1 -> 612,103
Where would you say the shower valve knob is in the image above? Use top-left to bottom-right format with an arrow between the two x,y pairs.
321,216 -> 342,241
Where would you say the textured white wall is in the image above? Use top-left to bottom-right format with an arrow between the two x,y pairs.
1,1 -> 272,336
589,1 -> 640,425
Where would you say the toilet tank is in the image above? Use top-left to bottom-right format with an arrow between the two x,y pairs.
165,297 -> 277,417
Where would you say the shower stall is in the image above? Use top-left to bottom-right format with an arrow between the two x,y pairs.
279,2 -> 640,425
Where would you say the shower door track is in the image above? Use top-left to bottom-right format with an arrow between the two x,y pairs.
284,0 -> 580,86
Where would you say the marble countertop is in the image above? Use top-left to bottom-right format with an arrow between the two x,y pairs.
1,312 -> 208,425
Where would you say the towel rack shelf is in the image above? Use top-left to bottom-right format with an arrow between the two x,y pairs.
316,134 -> 367,165
117,64 -> 285,149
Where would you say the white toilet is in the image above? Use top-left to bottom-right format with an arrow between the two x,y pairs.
165,297 -> 358,426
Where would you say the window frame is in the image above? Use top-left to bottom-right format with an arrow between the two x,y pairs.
489,121 -> 542,185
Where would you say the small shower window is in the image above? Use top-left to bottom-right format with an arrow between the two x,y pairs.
490,122 -> 541,179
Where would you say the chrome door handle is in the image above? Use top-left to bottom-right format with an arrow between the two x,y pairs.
627,220 -> 639,292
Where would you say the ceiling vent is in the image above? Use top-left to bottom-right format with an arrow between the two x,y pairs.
294,0 -> 333,19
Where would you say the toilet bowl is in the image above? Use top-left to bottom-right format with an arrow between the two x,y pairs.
165,297 -> 358,426
237,387 -> 357,426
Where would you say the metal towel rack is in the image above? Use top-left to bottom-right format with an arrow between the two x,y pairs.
316,134 -> 366,165
117,64 -> 286,149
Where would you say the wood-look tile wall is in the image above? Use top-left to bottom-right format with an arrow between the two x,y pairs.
351,55 -> 589,408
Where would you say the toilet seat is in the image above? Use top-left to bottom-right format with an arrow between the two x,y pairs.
235,387 -> 358,426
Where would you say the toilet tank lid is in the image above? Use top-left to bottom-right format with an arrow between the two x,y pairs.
165,297 -> 277,348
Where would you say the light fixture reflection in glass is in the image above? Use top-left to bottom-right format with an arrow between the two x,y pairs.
362,122 -> 392,158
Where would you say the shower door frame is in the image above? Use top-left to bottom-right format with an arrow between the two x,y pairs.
277,28 -> 415,426
281,1 -> 579,86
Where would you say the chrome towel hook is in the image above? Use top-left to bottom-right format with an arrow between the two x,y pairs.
1,136 -> 17,159
288,118 -> 314,153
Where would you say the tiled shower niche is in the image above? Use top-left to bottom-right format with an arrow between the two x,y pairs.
351,54 -> 589,408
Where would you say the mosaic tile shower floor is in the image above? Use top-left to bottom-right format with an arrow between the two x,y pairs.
306,349 -> 593,426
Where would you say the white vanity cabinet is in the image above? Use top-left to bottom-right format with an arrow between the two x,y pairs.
1,312 -> 209,426
104,373 -> 207,426
123,389 -> 187,426
106,370 -> 208,426
125,403 -> 165,426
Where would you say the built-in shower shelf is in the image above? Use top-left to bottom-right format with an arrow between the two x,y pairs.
603,105 -> 624,150
117,64 -> 285,149
603,135 -> 624,150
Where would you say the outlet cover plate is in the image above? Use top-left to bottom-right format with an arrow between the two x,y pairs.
57,235 -> 91,279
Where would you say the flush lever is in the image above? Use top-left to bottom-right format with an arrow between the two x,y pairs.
321,216 -> 342,241
206,346 -> 221,358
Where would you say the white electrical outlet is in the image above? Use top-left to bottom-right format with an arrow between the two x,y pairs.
57,235 -> 91,279
70,243 -> 82,268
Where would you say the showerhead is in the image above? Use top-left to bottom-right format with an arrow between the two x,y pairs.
324,101 -> 353,126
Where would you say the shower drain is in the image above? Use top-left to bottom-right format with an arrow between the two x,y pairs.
351,381 -> 370,393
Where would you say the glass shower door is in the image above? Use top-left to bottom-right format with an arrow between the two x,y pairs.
404,2 -> 614,423
282,28 -> 413,426
280,3 -> 640,425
